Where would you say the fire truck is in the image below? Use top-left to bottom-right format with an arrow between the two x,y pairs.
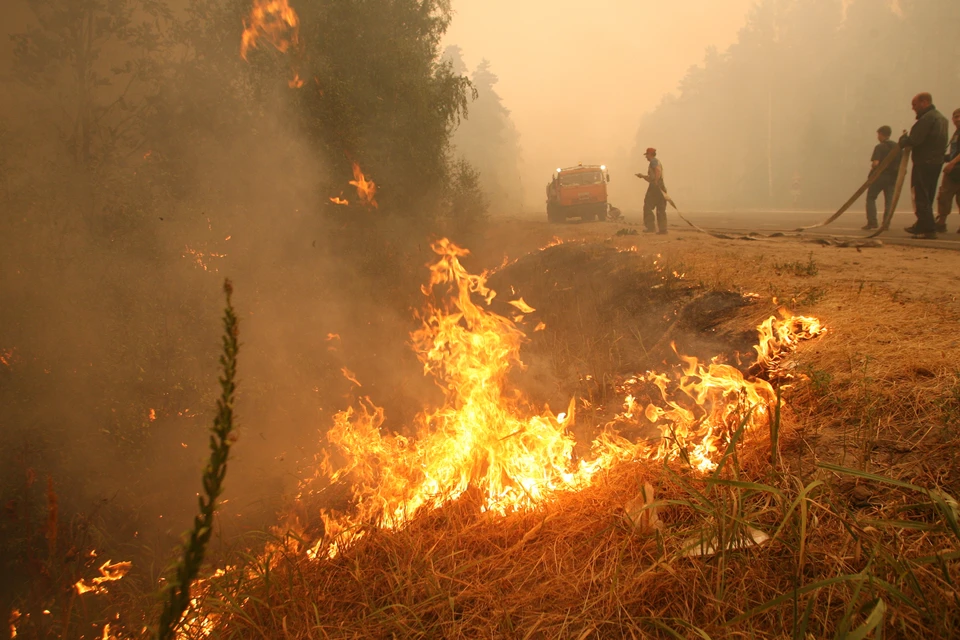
545,163 -> 611,223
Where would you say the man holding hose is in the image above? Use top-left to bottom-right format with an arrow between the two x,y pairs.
899,92 -> 949,239
635,148 -> 668,235
863,125 -> 898,230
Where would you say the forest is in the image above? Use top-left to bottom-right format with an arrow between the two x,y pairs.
628,0 -> 960,210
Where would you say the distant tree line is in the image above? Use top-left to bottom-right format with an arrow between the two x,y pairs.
629,0 -> 960,210
443,45 -> 524,216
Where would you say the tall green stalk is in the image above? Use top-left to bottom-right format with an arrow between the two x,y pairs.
155,280 -> 240,640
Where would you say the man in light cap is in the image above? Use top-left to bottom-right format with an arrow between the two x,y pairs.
635,147 -> 667,234
935,107 -> 960,232
899,92 -> 949,239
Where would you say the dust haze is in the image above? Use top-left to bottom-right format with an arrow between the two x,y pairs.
1,0 -> 959,617
446,0 -> 959,213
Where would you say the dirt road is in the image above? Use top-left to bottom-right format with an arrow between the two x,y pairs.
479,215 -> 960,313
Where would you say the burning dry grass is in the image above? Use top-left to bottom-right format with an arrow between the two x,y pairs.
180,436 -> 960,638
16,225 -> 957,638
167,237 -> 960,638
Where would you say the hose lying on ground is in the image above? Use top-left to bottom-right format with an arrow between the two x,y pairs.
658,188 -> 740,240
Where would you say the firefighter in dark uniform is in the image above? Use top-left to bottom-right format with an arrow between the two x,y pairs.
636,147 -> 667,234
899,92 -> 949,239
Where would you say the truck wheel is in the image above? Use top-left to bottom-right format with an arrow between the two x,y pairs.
547,204 -> 563,223
597,208 -> 606,222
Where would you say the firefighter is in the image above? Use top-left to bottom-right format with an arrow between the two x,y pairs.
899,92 -> 949,239
635,147 -> 667,234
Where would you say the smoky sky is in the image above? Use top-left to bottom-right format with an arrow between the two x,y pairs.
444,0 -> 758,209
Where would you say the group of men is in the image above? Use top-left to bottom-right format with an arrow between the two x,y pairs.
632,92 -> 960,238
865,93 -> 960,239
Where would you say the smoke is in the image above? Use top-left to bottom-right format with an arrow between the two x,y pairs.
445,0 -> 960,215
0,0 -> 452,605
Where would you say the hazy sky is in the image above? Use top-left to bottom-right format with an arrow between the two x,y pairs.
444,0 -> 758,207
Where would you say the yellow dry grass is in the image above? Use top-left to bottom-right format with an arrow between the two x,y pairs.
180,223 -> 960,639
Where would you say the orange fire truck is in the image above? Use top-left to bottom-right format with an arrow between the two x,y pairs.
545,163 -> 611,222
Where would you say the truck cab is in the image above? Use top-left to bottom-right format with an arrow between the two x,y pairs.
546,164 -> 610,223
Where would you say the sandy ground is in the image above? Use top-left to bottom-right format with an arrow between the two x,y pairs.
478,215 -> 960,312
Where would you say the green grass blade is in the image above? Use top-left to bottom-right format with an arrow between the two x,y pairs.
817,463 -> 924,493
845,598 -> 886,640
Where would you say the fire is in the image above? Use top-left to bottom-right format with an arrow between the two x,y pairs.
329,196 -> 349,206
348,163 -> 378,208
1,347 -> 16,367
240,0 -> 300,60
313,240 -> 824,557
754,313 -> 824,370
9,610 -> 20,638
340,367 -> 362,387
74,560 -> 132,595
240,0 -> 303,89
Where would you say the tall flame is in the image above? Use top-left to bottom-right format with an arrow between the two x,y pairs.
314,240 -> 824,557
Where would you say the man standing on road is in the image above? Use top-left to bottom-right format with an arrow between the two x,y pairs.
635,148 -> 668,234
863,126 -> 898,230
899,92 -> 949,239
935,108 -> 960,232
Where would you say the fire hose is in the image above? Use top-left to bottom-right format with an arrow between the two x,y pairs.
655,140 -> 911,240
865,147 -> 911,239
795,141 -> 906,232
652,185 -> 745,240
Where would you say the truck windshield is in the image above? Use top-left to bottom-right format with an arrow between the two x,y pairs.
559,171 -> 604,187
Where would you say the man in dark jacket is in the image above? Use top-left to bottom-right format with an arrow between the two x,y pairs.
936,108 -> 960,232
864,125 -> 899,230
899,92 -> 949,239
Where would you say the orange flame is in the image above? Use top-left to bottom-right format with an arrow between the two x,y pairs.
240,0 -> 304,89
74,560 -> 132,595
754,312 -> 824,370
340,368 -> 362,387
312,239 -> 824,557
348,163 -> 378,208
329,196 -> 349,206
240,0 -> 300,60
